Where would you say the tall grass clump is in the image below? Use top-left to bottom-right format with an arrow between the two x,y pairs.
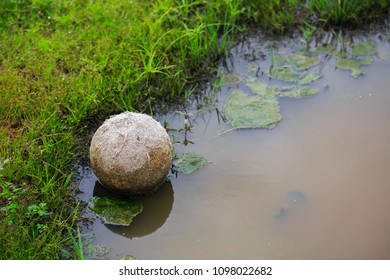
308,0 -> 390,27
0,0 -> 242,259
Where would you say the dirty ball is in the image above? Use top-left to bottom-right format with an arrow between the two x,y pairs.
90,111 -> 172,195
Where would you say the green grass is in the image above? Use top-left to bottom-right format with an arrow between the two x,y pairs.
0,0 -> 389,259
308,0 -> 390,26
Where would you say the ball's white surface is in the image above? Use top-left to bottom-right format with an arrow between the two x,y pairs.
90,112 -> 172,195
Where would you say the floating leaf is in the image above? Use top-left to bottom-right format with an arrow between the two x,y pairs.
173,152 -> 209,175
336,57 -> 373,78
222,73 -> 241,85
269,66 -> 302,82
90,196 -> 143,226
224,90 -> 282,129
350,41 -> 376,56
288,54 -> 320,70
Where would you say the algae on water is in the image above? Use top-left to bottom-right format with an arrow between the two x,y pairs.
245,79 -> 276,97
336,57 -> 373,78
287,54 -> 320,70
350,41 -> 377,56
276,86 -> 318,98
173,152 -> 209,175
224,89 -> 282,129
269,66 -> 302,82
90,196 -> 143,226
297,71 -> 322,85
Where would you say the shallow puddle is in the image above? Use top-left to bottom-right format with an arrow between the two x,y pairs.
77,31 -> 390,259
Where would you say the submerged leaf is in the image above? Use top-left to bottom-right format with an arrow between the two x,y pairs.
91,196 -> 143,226
336,57 -> 373,78
350,41 -> 376,56
173,152 -> 209,175
288,54 -> 320,70
224,89 -> 282,129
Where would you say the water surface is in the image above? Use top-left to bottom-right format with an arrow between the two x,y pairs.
77,31 -> 390,259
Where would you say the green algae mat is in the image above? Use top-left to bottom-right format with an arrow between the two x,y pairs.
90,196 -> 143,226
173,152 -> 209,175
222,39 -> 378,131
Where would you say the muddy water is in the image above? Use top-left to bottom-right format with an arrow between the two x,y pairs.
77,32 -> 390,259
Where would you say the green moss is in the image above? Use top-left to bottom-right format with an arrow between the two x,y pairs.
224,90 -> 282,129
173,152 -> 209,175
90,197 -> 143,226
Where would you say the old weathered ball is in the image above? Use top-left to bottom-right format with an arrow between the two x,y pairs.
90,111 -> 172,195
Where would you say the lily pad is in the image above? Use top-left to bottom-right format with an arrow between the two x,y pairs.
222,73 -> 241,85
269,66 -> 302,82
224,89 -> 282,129
90,196 -> 143,226
288,54 -> 320,70
173,152 -> 209,175
350,41 -> 376,56
336,57 -> 373,78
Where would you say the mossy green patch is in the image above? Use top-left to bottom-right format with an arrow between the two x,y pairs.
173,153 -> 209,175
336,57 -> 373,78
287,54 -> 320,70
224,89 -> 282,129
350,41 -> 377,56
90,197 -> 143,226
